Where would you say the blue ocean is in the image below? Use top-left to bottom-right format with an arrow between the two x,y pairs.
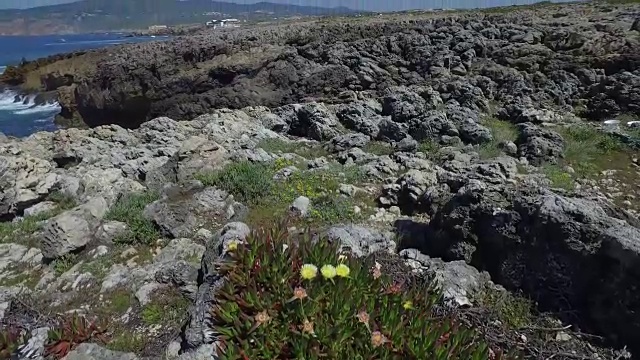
0,33 -> 166,137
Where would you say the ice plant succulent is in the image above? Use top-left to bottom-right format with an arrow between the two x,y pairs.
300,264 -> 318,280
209,222 -> 517,359
335,263 -> 350,278
320,264 -> 337,279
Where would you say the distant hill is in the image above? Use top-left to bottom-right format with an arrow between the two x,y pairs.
0,0 -> 357,35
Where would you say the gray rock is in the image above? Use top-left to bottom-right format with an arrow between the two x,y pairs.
308,157 -> 329,169
135,282 -> 167,306
328,133 -> 370,152
379,169 -> 438,212
40,197 -> 108,260
395,136 -> 418,152
632,18 -> 640,32
325,225 -> 396,257
66,343 -> 138,360
336,101 -> 382,138
289,102 -> 339,141
94,221 -> 129,243
177,344 -> 217,360
290,196 -> 311,217
23,201 -> 57,217
156,260 -> 200,299
18,327 -> 49,359
273,165 -> 299,181
377,118 -> 408,142
400,248 -> 492,307
408,110 -> 458,142
144,185 -> 244,238
427,184 -> 640,352
516,123 -> 564,165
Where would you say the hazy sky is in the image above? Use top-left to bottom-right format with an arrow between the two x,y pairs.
0,0 -> 565,11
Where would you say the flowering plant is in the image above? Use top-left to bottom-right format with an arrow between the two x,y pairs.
211,222 -> 516,359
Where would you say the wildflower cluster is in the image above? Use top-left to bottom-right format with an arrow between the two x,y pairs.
210,222 -> 515,359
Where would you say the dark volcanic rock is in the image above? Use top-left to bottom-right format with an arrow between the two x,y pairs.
14,4 -> 635,128
421,183 -> 640,353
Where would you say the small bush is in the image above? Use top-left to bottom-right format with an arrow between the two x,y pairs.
478,117 -> 519,159
141,289 -> 191,327
0,327 -> 29,360
418,139 -> 442,158
557,125 -> 626,178
198,161 -> 367,227
107,332 -> 145,353
53,253 -> 77,275
476,289 -> 533,330
542,164 -> 575,191
45,313 -> 108,359
197,162 -> 274,204
105,191 -> 160,245
211,224 -> 512,359
363,141 -> 394,156
46,191 -> 77,210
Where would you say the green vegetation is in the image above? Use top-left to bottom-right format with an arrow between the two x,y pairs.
1,327 -> 29,360
141,289 -> 191,327
45,313 -> 108,359
105,191 -> 160,245
362,141 -> 395,156
100,289 -> 133,316
211,224 -> 515,359
47,191 -> 78,210
0,209 -> 62,245
418,139 -> 442,158
0,268 -> 41,289
540,125 -> 635,190
197,161 -> 367,227
53,254 -> 78,275
476,289 -> 533,329
107,332 -> 145,354
478,117 -> 519,159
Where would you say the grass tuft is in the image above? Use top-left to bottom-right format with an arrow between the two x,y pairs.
197,161 -> 367,227
105,191 -> 160,245
478,117 -> 519,159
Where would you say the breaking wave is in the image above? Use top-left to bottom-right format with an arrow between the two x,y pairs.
0,90 -> 61,114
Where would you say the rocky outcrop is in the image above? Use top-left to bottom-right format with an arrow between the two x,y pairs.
412,182 -> 640,352
4,3 -> 635,129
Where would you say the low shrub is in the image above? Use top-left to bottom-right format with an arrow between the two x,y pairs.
211,224 -> 514,359
198,161 -> 365,227
105,191 -> 160,245
478,117 -> 519,159
197,162 -> 274,204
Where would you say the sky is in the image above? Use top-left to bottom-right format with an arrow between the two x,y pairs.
0,0 -> 566,11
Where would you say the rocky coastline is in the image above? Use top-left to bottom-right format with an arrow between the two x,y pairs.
1,2 -> 640,359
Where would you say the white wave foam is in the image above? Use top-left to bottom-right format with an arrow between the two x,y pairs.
13,102 -> 61,115
0,90 -> 60,114
45,39 -> 127,46
0,66 -> 5,75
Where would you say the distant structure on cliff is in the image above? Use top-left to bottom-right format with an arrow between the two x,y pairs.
148,25 -> 169,34
205,19 -> 241,29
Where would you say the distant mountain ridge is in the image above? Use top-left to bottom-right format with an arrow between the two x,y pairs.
0,0 -> 357,35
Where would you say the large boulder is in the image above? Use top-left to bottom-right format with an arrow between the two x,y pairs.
144,183 -> 246,239
40,197 -> 108,260
425,183 -> 640,353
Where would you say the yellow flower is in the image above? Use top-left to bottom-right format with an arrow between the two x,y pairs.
403,301 -> 413,310
300,264 -> 318,280
320,265 -> 337,279
227,241 -> 238,252
335,264 -> 350,278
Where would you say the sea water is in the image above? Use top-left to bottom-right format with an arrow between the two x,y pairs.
0,33 -> 167,137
